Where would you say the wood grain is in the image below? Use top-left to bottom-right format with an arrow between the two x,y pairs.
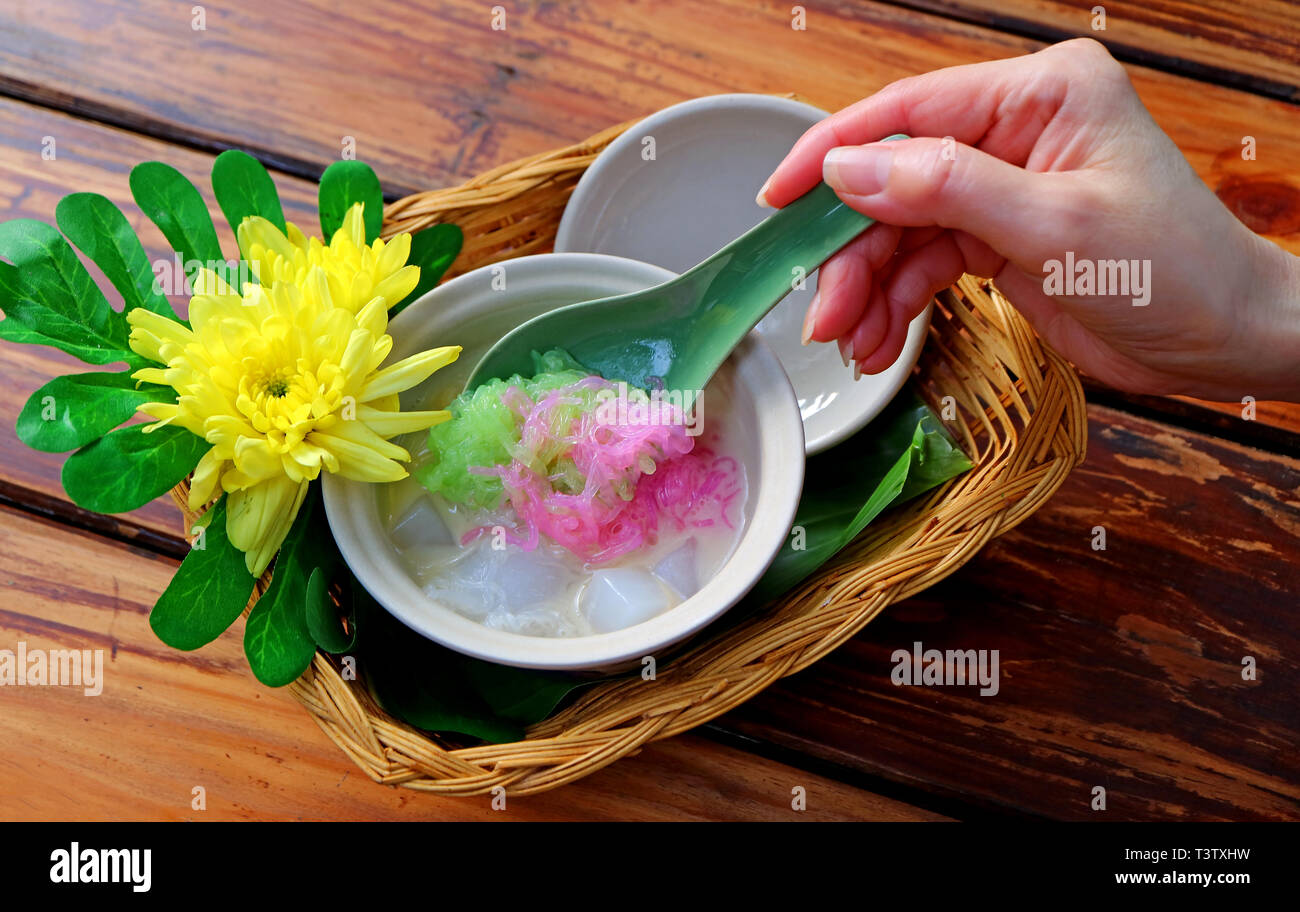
720,404 -> 1300,820
1081,378 -> 1300,455
0,0 -> 1297,257
0,503 -> 947,821
893,0 -> 1300,101
1174,396 -> 1300,439
0,96 -> 321,541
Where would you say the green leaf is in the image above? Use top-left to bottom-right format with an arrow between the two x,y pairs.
244,594 -> 315,687
129,162 -> 224,281
361,592 -> 594,743
243,487 -> 330,686
16,371 -> 174,453
151,498 -> 256,651
306,566 -> 355,653
0,315 -> 114,365
211,150 -> 286,244
0,220 -> 131,364
318,160 -> 383,242
0,320 -> 57,346
390,223 -> 462,315
55,192 -> 180,322
750,390 -> 971,602
465,659 -> 587,723
62,423 -> 208,513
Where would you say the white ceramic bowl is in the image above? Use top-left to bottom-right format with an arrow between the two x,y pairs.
321,253 -> 805,671
555,92 -> 930,455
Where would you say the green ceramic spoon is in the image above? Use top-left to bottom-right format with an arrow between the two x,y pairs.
465,141 -> 905,401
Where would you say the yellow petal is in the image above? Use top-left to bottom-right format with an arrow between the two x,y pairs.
231,435 -> 284,484
237,215 -> 296,265
337,329 -> 376,382
131,367 -> 171,387
204,414 -> 260,447
365,334 -> 393,374
226,476 -> 309,576
285,221 -> 309,252
285,439 -> 339,476
127,308 -> 193,363
339,202 -> 366,249
324,417 -> 409,460
307,430 -> 408,482
190,267 -> 240,298
359,406 -> 450,437
359,345 -> 461,401
137,401 -> 179,428
354,295 -> 389,338
375,232 -> 411,276
370,264 -> 420,307
187,447 -> 225,509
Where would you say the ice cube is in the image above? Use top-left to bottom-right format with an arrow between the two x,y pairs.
494,545 -> 576,606
383,476 -> 429,524
390,495 -> 454,552
422,536 -> 583,628
652,537 -> 698,599
581,568 -> 675,634
403,544 -> 462,586
422,538 -> 503,619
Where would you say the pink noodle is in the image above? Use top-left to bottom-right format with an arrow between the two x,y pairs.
462,377 -> 741,564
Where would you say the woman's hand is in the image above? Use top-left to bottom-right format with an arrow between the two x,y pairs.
759,38 -> 1300,401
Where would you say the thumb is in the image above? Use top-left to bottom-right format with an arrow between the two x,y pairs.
822,137 -> 1080,265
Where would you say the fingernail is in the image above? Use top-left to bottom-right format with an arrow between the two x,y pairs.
838,336 -> 854,367
755,177 -> 773,208
823,144 -> 893,196
853,359 -> 863,381
801,292 -> 821,345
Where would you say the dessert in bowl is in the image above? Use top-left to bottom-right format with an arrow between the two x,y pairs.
321,253 -> 804,671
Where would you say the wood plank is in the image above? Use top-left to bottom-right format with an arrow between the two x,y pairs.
0,503 -> 948,821
718,404 -> 1300,820
1081,378 -> 1300,457
0,96 -> 321,541
892,0 -> 1300,101
0,0 -> 1297,261
1177,397 -> 1300,439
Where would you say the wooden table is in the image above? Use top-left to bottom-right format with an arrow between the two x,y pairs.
1,0 -> 1296,821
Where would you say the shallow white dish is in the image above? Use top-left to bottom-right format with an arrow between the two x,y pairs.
555,92 -> 930,454
321,253 -> 805,671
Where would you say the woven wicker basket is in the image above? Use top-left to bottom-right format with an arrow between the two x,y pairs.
173,113 -> 1087,795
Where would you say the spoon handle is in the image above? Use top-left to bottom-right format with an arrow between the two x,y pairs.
684,135 -> 908,369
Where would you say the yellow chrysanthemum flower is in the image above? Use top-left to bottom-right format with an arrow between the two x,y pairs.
237,202 -> 417,314
127,207 -> 458,576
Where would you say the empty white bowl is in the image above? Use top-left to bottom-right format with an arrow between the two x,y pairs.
321,253 -> 805,671
555,92 -> 931,455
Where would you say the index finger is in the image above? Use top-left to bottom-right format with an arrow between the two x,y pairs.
757,53 -> 1041,208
